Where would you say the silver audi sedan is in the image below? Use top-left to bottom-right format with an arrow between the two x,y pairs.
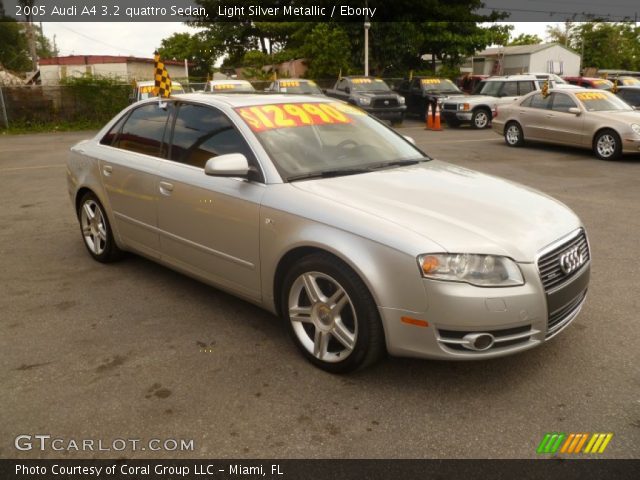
67,94 -> 590,373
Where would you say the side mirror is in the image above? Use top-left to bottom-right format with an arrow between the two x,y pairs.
568,107 -> 581,115
403,135 -> 416,145
345,87 -> 351,94
204,153 -> 250,177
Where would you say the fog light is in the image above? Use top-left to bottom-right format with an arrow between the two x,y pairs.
462,333 -> 495,351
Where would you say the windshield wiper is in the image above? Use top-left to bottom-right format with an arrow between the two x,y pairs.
287,168 -> 372,182
366,157 -> 430,171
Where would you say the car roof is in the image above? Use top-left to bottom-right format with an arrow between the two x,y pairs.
208,79 -> 252,85
136,80 -> 182,87
484,75 -> 539,81
167,93 -> 334,108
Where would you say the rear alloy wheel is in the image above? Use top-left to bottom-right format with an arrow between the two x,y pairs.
471,109 -> 490,129
282,253 -> 385,373
593,130 -> 622,160
504,122 -> 524,147
78,192 -> 122,263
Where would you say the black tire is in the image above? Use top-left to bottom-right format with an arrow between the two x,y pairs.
593,129 -> 622,160
281,252 -> 386,373
471,108 -> 491,129
504,121 -> 525,147
391,114 -> 404,126
77,191 -> 123,263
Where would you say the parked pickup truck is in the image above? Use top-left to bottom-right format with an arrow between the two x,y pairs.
325,76 -> 406,124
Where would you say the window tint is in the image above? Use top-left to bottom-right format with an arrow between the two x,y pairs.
116,103 -> 171,157
100,113 -> 128,146
169,104 -> 255,170
529,93 -> 553,109
518,81 -> 535,95
551,93 -> 577,113
500,82 -> 518,96
620,90 -> 640,105
337,79 -> 347,91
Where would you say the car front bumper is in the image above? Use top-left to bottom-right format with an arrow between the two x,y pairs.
364,106 -> 407,119
379,262 -> 590,360
622,136 -> 640,153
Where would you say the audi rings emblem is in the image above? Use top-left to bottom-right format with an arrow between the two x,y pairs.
559,246 -> 585,275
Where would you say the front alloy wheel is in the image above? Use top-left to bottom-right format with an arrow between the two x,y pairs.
282,253 -> 385,373
594,130 -> 622,160
471,109 -> 490,129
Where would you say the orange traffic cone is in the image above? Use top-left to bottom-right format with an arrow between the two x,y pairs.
433,103 -> 442,131
426,103 -> 433,130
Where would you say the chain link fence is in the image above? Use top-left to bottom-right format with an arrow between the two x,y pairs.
0,78 -> 405,131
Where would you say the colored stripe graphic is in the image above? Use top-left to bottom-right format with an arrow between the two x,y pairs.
539,433 -> 613,454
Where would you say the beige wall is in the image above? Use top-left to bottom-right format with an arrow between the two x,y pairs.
40,61 -> 187,85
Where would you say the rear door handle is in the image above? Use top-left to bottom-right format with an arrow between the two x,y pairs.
102,165 -> 112,176
159,181 -> 174,196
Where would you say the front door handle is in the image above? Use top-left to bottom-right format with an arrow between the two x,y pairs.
159,181 -> 174,196
102,165 -> 112,176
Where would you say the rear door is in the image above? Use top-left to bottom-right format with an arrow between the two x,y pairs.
97,102 -> 172,257
518,92 -> 553,140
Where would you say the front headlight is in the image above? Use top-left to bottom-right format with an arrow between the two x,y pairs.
631,123 -> 640,135
417,253 -> 524,287
398,96 -> 405,105
458,103 -> 471,111
358,96 -> 371,106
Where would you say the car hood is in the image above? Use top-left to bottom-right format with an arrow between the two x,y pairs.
357,91 -> 398,98
586,110 -> 640,124
291,161 -> 581,262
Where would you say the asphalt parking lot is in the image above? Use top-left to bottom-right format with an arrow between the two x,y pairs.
1,121 -> 639,459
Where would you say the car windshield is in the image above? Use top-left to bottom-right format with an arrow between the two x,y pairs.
475,81 -> 502,96
279,80 -> 322,94
210,82 -> 255,93
421,79 -> 461,93
351,78 -> 391,92
575,91 -> 634,111
591,79 -> 614,89
234,102 -> 427,181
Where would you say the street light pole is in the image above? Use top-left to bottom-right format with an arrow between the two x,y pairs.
364,17 -> 370,76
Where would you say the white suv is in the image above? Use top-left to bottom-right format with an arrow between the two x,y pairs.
442,75 -> 554,129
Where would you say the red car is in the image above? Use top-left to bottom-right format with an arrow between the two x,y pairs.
562,77 -> 613,90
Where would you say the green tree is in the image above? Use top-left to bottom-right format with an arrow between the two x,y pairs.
571,22 -> 639,70
157,32 -> 221,78
508,33 -> 543,46
0,19 -> 31,72
302,23 -> 350,79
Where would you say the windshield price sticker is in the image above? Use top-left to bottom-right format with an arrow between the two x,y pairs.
236,103 -> 356,132
421,79 -> 443,84
213,84 -> 238,90
280,81 -> 301,87
352,78 -> 373,84
576,92 -> 607,101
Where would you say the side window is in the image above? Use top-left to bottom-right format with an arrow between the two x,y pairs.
116,103 -> 172,157
410,79 -> 421,89
520,96 -> 533,108
518,81 -> 535,95
169,103 -> 257,172
500,81 -> 518,96
337,79 -> 347,91
100,113 -> 128,146
529,93 -> 553,110
622,91 -> 640,105
551,93 -> 577,113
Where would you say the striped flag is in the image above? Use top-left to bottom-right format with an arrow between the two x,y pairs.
153,51 -> 172,98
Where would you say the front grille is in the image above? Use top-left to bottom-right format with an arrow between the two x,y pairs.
442,103 -> 458,111
537,230 -> 590,292
372,98 -> 398,108
438,325 -> 533,352
547,290 -> 587,337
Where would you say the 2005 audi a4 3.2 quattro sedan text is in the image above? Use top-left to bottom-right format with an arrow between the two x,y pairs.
67,94 -> 590,373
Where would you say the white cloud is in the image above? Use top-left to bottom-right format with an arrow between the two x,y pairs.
40,22 -> 199,59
